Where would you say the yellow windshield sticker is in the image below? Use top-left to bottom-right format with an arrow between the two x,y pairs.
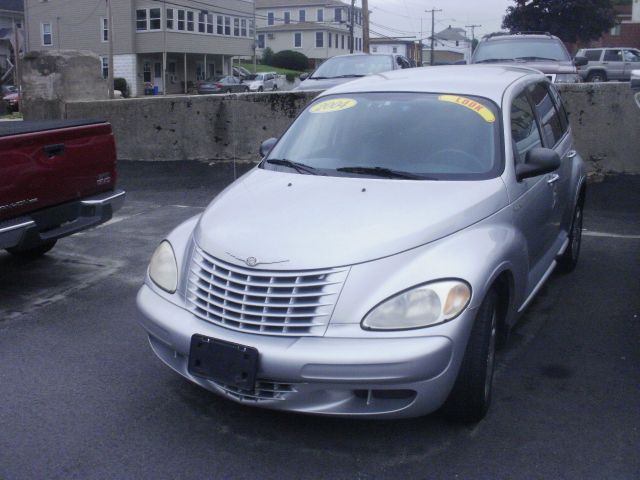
438,95 -> 496,123
310,98 -> 358,113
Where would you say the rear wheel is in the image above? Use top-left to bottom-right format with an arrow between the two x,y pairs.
6,239 -> 57,259
557,201 -> 583,273
587,71 -> 607,83
258,86 -> 264,92
244,87 -> 250,92
272,85 -> 278,91
442,289 -> 498,423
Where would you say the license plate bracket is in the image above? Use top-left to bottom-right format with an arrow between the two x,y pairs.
188,334 -> 258,390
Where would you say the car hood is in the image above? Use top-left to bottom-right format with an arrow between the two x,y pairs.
295,77 -> 360,91
194,168 -> 508,270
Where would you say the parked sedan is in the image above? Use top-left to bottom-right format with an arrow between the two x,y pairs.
295,53 -> 414,91
197,76 -> 249,94
245,72 -> 278,92
3,92 -> 20,112
137,66 -> 585,423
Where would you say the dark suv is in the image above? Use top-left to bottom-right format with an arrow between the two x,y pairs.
471,32 -> 587,83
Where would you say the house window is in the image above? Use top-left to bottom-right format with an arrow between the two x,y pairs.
241,18 -> 247,37
136,9 -> 147,31
392,46 -> 397,53
328,32 -> 332,47
224,16 -> 231,35
207,14 -> 214,34
316,31 -> 323,47
335,33 -> 338,47
217,15 -> 223,34
177,10 -> 185,31
186,11 -> 194,31
341,34 -> 344,49
234,17 -> 240,36
149,8 -> 161,30
143,62 -> 152,83
166,9 -> 174,30
294,32 -> 302,48
198,12 -> 206,33
249,19 -> 255,37
284,12 -> 290,24
610,24 -> 621,36
257,34 -> 265,49
299,10 -> 305,22
100,56 -> 108,78
100,17 -> 108,42
317,9 -> 324,22
372,46 -> 377,53
168,62 -> 176,74
267,12 -> 274,26
335,8 -> 342,22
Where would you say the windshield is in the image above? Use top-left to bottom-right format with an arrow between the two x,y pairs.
473,39 -> 571,63
311,55 -> 394,79
262,93 -> 501,180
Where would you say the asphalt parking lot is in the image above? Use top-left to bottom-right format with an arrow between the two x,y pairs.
1,162 -> 639,480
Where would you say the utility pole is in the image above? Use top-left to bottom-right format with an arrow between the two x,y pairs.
362,0 -> 370,53
107,0 -> 114,99
252,0 -> 257,73
465,24 -> 481,42
349,0 -> 355,53
12,17 -> 20,93
426,8 -> 442,66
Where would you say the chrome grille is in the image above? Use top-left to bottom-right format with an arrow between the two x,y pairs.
187,246 -> 348,336
213,381 -> 297,402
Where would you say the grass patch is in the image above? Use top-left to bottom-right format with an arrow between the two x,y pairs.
0,111 -> 23,120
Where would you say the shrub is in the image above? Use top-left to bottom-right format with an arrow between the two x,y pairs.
271,50 -> 309,71
114,77 -> 129,98
262,47 -> 275,66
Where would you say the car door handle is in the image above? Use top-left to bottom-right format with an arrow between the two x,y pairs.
565,150 -> 577,159
43,143 -> 65,157
547,173 -> 560,185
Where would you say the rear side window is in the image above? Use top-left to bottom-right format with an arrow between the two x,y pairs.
603,49 -> 622,62
584,49 -> 602,62
511,92 -> 542,165
528,83 -> 566,147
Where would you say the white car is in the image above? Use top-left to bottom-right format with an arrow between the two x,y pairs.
246,72 -> 278,92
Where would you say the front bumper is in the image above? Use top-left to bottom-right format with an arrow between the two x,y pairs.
0,189 -> 125,250
137,284 -> 475,418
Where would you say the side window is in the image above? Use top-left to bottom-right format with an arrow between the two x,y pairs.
548,84 -> 570,131
603,49 -> 622,62
511,91 -> 543,165
584,49 -> 602,62
528,83 -> 566,147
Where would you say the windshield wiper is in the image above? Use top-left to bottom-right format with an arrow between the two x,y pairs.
336,166 -> 430,180
475,58 -> 516,64
333,74 -> 366,78
309,76 -> 329,79
265,158 -> 319,175
514,56 -> 558,62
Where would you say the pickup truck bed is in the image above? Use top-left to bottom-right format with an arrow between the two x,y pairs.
0,119 -> 125,256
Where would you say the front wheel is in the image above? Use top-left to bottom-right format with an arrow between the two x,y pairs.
557,201 -> 583,273
258,86 -> 264,92
587,71 -> 606,83
244,87 -> 250,92
6,239 -> 57,259
442,289 -> 498,423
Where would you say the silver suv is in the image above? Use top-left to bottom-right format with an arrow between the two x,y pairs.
471,33 -> 586,83
137,66 -> 586,422
575,47 -> 640,82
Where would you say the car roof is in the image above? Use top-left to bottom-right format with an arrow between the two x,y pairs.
317,65 -> 544,104
482,33 -> 561,42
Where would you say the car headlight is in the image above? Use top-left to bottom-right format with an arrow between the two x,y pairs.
362,280 -> 471,331
555,73 -> 581,83
148,240 -> 178,293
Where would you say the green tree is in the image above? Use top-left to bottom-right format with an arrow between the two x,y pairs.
502,0 -> 616,43
262,47 -> 274,66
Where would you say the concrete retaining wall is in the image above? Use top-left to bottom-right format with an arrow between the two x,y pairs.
63,83 -> 640,173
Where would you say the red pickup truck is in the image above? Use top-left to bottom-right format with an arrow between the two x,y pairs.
0,119 -> 125,257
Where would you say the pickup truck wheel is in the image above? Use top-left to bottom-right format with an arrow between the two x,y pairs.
6,239 -> 57,259
442,289 -> 498,423
258,86 -> 264,92
587,71 -> 606,83
557,201 -> 583,273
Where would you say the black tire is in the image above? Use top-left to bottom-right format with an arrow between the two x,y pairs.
258,86 -> 264,92
244,87 -> 250,92
6,239 -> 57,259
442,289 -> 498,423
587,71 -> 607,83
272,85 -> 278,91
557,200 -> 583,273
226,89 -> 231,94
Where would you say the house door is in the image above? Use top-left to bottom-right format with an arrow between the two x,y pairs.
154,62 -> 163,92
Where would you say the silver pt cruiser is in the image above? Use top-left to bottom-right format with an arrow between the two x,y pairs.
137,66 -> 586,422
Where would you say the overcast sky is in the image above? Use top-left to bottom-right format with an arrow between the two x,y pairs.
368,0 -> 514,41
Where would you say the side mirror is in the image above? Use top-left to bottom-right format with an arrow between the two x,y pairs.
299,72 -> 309,80
631,69 -> 640,90
516,148 -> 561,181
574,56 -> 588,67
259,137 -> 278,157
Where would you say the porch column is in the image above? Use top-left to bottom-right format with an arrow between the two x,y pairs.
204,54 -> 207,79
162,51 -> 167,95
184,53 -> 187,94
